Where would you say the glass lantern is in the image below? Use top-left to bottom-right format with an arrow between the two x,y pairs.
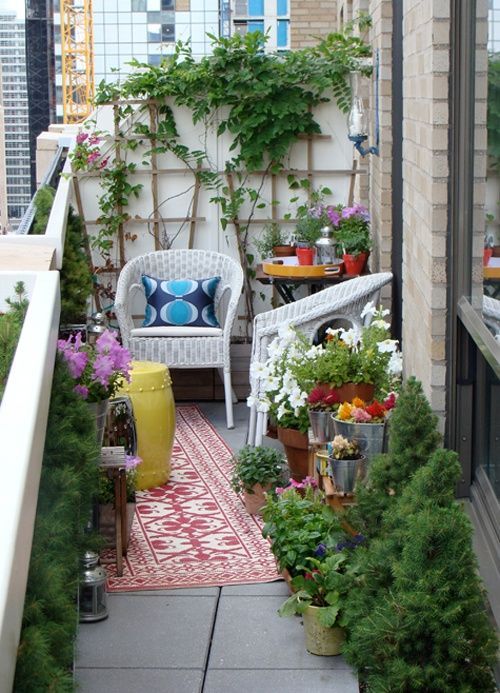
315,225 -> 338,265
347,96 -> 368,139
79,551 -> 108,622
86,312 -> 108,346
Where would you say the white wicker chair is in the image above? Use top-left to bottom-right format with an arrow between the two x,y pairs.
483,295 -> 500,336
247,272 -> 393,445
114,249 -> 244,429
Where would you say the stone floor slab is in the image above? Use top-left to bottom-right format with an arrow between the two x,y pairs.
119,587 -> 219,597
203,668 -> 359,693
221,581 -> 289,596
76,667 -> 204,693
76,595 -> 217,669
208,596 -> 351,671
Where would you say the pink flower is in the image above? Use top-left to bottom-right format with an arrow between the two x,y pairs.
351,407 -> 372,423
64,349 -> 88,379
95,329 -> 120,353
88,135 -> 101,145
99,157 -> 109,169
87,151 -> 99,164
327,208 -> 341,227
74,384 -> 89,399
125,455 -> 142,470
76,132 -> 88,144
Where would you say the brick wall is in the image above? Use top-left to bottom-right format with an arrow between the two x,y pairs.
290,0 -> 338,48
400,0 -> 450,422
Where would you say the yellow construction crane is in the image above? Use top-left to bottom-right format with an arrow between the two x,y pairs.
60,0 -> 94,124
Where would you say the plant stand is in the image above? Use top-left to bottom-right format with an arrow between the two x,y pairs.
99,446 -> 128,577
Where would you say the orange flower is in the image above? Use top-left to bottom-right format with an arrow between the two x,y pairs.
351,396 -> 366,408
337,402 -> 353,420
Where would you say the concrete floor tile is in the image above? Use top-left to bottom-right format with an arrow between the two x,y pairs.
221,581 -> 289,596
208,596 -> 351,670
76,595 -> 217,669
203,669 -> 358,693
115,587 -> 219,597
75,668 -> 203,693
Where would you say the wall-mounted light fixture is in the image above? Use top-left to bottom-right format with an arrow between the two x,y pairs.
347,50 -> 379,157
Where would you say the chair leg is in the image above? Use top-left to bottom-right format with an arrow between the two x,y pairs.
224,370 -> 235,429
247,405 -> 257,445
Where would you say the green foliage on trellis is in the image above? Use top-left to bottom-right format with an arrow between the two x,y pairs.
13,360 -> 101,691
488,53 -> 500,165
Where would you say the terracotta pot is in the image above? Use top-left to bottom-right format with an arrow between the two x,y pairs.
302,606 -> 345,656
296,247 -> 315,266
484,247 -> 493,266
492,245 -> 500,257
243,483 -> 271,515
277,426 -> 309,481
281,568 -> 296,594
335,382 -> 375,404
343,251 -> 369,276
273,245 -> 296,257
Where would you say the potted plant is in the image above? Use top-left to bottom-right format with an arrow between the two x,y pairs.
255,221 -> 295,259
57,329 -> 132,445
327,435 -> 364,493
252,326 -> 321,479
278,550 -> 359,655
261,479 -> 342,580
98,453 -> 142,546
293,186 -> 336,265
307,384 -> 341,442
332,395 -> 396,463
334,203 -> 372,275
231,445 -> 287,515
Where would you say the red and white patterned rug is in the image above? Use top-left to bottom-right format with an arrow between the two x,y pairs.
104,405 -> 280,592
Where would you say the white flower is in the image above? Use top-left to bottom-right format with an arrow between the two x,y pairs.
361,301 -> 377,319
277,402 -> 289,420
305,344 -> 322,359
325,327 -> 342,338
246,394 -> 258,409
388,351 -> 403,375
277,323 -> 296,344
250,361 -> 270,379
267,337 -> 282,359
339,327 -> 360,348
256,397 -> 271,413
371,319 -> 391,330
377,339 -> 399,354
282,371 -> 298,392
262,375 -> 281,393
289,386 -> 307,411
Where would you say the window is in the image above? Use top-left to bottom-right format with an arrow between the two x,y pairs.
161,23 -> 175,41
132,0 -> 147,9
161,0 -> 174,9
147,23 -> 161,41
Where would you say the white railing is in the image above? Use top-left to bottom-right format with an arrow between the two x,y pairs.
0,271 -> 60,692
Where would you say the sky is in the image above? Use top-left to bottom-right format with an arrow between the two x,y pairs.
0,0 -> 24,18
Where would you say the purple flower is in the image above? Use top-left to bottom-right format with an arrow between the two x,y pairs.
308,204 -> 324,219
125,454 -> 142,470
95,329 -> 120,353
314,543 -> 327,558
63,349 -> 88,379
74,384 -> 89,399
88,135 -> 101,146
92,353 -> 114,387
327,208 -> 341,227
76,132 -> 88,144
87,151 -> 99,165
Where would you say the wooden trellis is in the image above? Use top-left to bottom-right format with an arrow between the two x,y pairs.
71,99 -> 366,321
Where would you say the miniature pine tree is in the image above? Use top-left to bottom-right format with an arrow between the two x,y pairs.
343,450 -> 498,691
60,207 -> 94,324
351,377 -> 441,535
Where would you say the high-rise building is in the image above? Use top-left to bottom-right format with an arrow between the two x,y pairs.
0,63 -> 8,232
0,10 -> 32,225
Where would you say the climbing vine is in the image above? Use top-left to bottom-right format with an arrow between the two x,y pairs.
72,19 -> 371,321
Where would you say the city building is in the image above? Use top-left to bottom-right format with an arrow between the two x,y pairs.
0,9 -> 32,225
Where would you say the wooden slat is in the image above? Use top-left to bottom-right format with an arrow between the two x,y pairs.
188,163 -> 202,249
148,103 -> 161,250
113,104 -> 126,266
0,243 -> 56,271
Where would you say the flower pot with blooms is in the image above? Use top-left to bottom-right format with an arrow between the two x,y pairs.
326,435 -> 365,494
231,445 -> 287,515
311,303 -> 403,400
332,394 -> 397,463
333,203 -> 372,275
261,478 -> 342,579
248,325 -> 322,479
278,548 -> 361,655
307,384 -> 341,442
98,454 -> 142,547
57,329 -> 132,445
293,186 -> 337,265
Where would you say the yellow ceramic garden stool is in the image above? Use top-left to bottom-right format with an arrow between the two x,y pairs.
117,361 -> 176,490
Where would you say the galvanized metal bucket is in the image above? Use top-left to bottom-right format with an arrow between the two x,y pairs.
331,417 -> 387,463
329,455 -> 365,493
309,410 -> 335,443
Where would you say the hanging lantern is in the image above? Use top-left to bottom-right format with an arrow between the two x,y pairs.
86,312 -> 108,346
79,551 -> 108,622
315,225 -> 339,265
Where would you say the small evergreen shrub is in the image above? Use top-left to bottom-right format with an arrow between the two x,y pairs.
0,282 -> 28,400
13,359 -> 101,691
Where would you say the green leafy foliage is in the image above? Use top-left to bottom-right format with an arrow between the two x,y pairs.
231,445 -> 286,494
261,484 -> 342,574
254,221 -> 290,259
14,358 -> 101,691
0,282 -> 28,401
350,377 -> 441,536
342,451 -> 498,692
60,207 -> 94,323
488,54 -> 500,165
32,185 -> 56,235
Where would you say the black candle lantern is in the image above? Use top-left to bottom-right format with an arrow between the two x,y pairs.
79,551 -> 108,622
